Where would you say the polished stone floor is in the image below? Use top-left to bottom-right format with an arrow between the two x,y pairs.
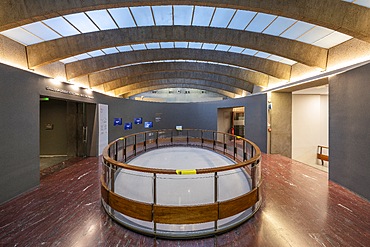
1,153 -> 369,246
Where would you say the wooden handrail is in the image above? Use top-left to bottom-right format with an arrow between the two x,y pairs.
102,129 -> 261,175
101,129 -> 262,238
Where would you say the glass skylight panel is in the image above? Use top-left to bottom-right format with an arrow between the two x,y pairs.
152,6 -> 173,26
210,8 -> 236,28
1,27 -> 43,45
227,10 -> 256,30
188,42 -> 203,49
64,13 -> 99,33
117,45 -> 133,52
297,26 -> 333,44
313,31 -> 352,49
88,50 -> 105,57
74,53 -> 91,60
202,43 -> 217,50
192,6 -> 214,26
108,8 -> 136,28
130,6 -> 155,26
254,51 -> 271,59
60,57 -> 78,64
102,47 -> 119,54
175,42 -> 188,48
160,42 -> 174,48
242,48 -> 258,56
267,55 -> 284,62
43,17 -> 80,36
131,44 -> 147,50
215,44 -> 231,51
280,21 -> 315,40
263,16 -> 296,36
279,58 -> 296,65
146,43 -> 161,49
86,10 -> 118,30
354,0 -> 370,8
245,13 -> 276,33
174,6 -> 193,25
229,46 -> 244,53
22,22 -> 61,41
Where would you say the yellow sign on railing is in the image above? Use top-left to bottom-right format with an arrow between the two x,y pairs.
176,169 -> 197,175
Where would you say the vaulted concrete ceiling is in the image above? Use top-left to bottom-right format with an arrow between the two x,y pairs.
88,62 -> 269,88
65,49 -> 292,80
0,0 -> 369,99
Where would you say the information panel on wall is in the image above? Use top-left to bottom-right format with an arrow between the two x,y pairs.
98,104 -> 108,155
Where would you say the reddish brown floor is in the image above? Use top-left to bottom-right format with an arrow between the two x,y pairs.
0,154 -> 369,246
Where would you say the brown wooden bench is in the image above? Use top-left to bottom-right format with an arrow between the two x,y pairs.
317,145 -> 329,165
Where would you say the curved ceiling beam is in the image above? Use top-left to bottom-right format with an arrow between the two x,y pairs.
111,78 -> 245,97
27,26 -> 327,69
121,84 -> 234,99
97,71 -> 254,93
89,61 -> 269,88
66,48 -> 291,80
0,0 -> 368,42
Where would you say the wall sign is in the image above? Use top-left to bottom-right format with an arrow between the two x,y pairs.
46,86 -> 94,99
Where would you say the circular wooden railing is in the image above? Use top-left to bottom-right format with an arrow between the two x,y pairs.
101,129 -> 262,238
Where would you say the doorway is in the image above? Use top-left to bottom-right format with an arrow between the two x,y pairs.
291,86 -> 329,172
39,97 -> 96,175
217,107 -> 245,137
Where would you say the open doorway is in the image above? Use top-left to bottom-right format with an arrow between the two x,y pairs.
217,107 -> 245,137
39,97 -> 96,176
292,86 -> 329,172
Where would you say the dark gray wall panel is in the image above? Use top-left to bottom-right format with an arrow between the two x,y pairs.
329,63 -> 370,201
0,63 -> 40,203
40,99 -> 67,155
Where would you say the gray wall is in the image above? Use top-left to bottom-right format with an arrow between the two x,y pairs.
0,64 -> 40,203
270,92 -> 292,157
0,61 -> 267,204
106,95 -> 267,153
329,63 -> 370,201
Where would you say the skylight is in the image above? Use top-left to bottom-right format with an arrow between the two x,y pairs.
0,5 -> 354,64
342,0 -> 370,8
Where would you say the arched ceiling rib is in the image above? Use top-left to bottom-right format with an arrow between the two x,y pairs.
88,62 -> 269,88
26,26 -> 328,69
65,48 -> 291,80
96,71 -> 254,93
120,84 -> 235,99
0,0 -> 368,43
111,78 -> 245,96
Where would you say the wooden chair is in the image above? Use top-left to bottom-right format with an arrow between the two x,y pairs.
317,145 -> 329,165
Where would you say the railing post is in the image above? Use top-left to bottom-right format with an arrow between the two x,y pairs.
124,138 -> 127,162
187,130 -> 189,145
114,142 -> 118,161
223,134 -> 226,154
214,172 -> 218,232
134,135 -> 137,156
201,130 -> 204,148
144,132 -> 147,152
153,173 -> 157,234
234,136 -> 237,160
213,132 -> 216,150
243,141 -> 247,161
156,131 -> 159,148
